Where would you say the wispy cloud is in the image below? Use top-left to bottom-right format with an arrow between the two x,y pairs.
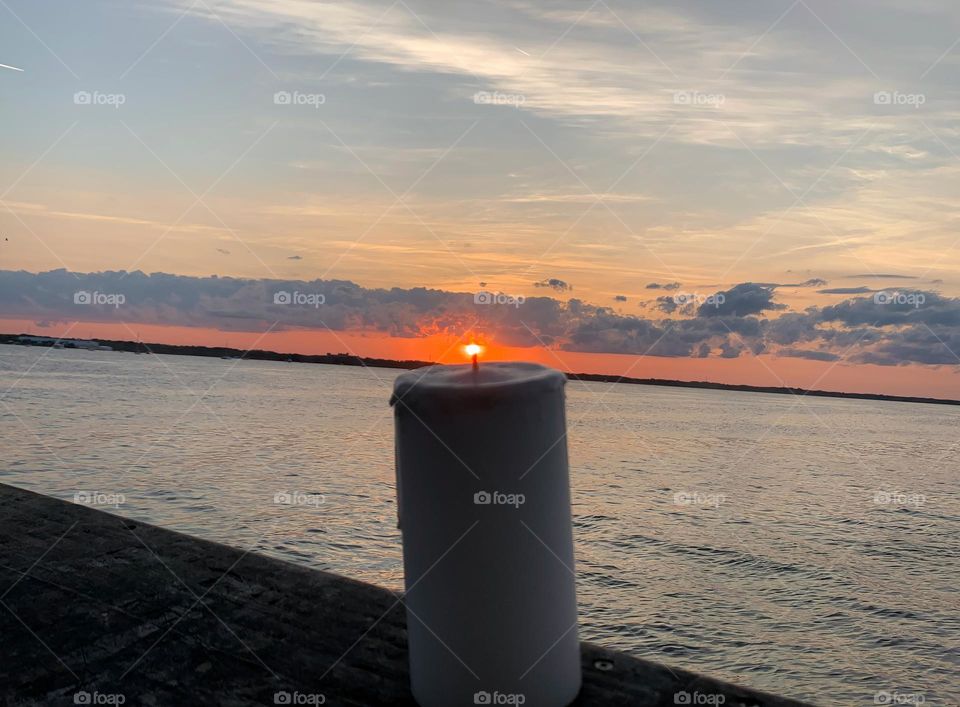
176,0 -> 960,149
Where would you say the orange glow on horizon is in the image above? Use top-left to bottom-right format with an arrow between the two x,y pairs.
2,318 -> 959,400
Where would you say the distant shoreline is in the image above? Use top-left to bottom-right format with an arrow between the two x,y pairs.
3,333 -> 959,407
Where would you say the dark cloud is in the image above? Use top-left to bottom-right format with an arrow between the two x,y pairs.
778,348 -> 841,362
698,283 -> 786,317
654,296 -> 678,314
764,312 -> 820,345
3,270 -> 960,368
534,278 -> 571,292
565,310 -> 688,356
287,255 -> 302,260
852,325 -> 960,366
719,340 -> 742,358
819,291 -> 958,327
613,295 -> 627,302
646,282 -> 681,290
216,248 -> 230,255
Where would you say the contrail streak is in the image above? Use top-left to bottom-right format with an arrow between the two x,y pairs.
1,63 -> 24,72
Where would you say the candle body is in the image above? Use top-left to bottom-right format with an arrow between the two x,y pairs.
392,362 -> 580,707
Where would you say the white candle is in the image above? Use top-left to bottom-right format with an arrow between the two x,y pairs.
392,360 -> 581,707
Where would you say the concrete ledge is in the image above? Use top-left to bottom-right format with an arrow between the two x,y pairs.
0,484 -> 812,706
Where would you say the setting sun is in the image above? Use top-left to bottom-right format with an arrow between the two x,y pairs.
464,343 -> 483,359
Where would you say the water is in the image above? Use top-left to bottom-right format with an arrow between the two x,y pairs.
2,345 -> 958,705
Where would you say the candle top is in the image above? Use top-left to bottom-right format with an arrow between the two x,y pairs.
390,361 -> 565,408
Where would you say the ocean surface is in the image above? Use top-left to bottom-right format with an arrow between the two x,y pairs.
2,345 -> 958,705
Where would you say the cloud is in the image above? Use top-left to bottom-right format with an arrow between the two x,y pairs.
613,295 -> 627,302
818,287 -> 874,294
778,348 -> 841,362
169,0 -> 960,159
653,296 -> 677,314
3,270 -> 960,368
853,327 -> 960,366
752,278 -> 827,288
779,278 -> 828,288
764,312 -> 821,345
534,278 -> 571,292
847,273 -> 918,279
698,283 -> 786,318
287,255 -> 303,260
819,291 -> 959,328
216,248 -> 231,255
719,340 -> 742,359
646,282 -> 681,290
763,291 -> 960,366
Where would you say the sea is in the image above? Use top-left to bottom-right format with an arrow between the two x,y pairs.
2,345 -> 957,705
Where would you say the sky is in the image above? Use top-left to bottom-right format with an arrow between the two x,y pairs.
2,0 -> 960,397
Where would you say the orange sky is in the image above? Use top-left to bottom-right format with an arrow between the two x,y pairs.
6,318 -> 958,400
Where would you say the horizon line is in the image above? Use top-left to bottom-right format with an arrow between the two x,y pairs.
5,331 -> 959,408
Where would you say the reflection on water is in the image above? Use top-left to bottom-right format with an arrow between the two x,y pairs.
2,345 -> 958,704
